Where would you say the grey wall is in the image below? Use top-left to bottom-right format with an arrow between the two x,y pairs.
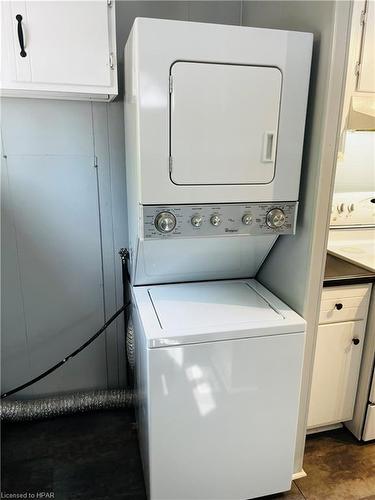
243,0 -> 336,313
1,1 -> 242,397
1,99 -> 128,396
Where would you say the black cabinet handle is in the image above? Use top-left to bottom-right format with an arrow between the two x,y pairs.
352,338 -> 360,345
335,303 -> 343,310
16,14 -> 27,58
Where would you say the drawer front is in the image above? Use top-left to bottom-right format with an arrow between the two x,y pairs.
320,284 -> 372,324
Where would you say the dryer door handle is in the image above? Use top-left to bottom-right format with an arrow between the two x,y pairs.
262,132 -> 275,162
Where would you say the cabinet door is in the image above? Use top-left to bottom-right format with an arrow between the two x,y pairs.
1,0 -> 117,99
307,321 -> 365,429
357,0 -> 375,92
15,1 -> 111,86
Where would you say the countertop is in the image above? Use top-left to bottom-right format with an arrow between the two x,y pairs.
324,253 -> 375,287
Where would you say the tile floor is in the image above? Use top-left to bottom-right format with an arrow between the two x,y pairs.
1,410 -> 374,499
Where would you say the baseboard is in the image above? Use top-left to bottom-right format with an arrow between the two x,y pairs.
292,469 -> 307,480
306,423 -> 343,435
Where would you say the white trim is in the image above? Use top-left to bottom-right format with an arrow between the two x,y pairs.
294,1 -> 353,473
292,469 -> 307,480
306,423 -> 343,435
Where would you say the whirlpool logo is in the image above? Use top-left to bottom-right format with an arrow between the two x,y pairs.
225,228 -> 239,233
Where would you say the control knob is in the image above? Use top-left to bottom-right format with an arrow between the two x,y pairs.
266,208 -> 286,229
242,213 -> 253,225
210,214 -> 221,226
337,203 -> 345,214
154,212 -> 176,233
191,215 -> 203,227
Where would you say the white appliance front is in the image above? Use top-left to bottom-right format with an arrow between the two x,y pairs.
134,232 -> 278,285
132,279 -> 306,500
125,18 -> 312,285
125,18 -> 313,205
170,62 -> 281,185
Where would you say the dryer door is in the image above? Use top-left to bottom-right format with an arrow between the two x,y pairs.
170,62 -> 282,186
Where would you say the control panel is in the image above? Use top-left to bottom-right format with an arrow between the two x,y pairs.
143,202 -> 298,239
330,192 -> 375,227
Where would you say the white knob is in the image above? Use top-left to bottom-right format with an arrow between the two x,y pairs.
337,203 -> 345,214
191,215 -> 203,227
242,213 -> 253,225
348,203 -> 355,213
210,214 -> 221,226
155,212 -> 176,233
266,208 -> 286,229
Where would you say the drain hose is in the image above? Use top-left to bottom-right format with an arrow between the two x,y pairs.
0,389 -> 135,422
1,315 -> 136,422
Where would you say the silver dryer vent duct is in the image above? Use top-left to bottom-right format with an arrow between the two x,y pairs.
0,389 -> 135,422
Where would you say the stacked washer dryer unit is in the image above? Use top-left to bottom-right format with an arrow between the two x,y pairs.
125,18 -> 313,500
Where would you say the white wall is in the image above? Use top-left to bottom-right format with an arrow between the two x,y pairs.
335,131 -> 375,193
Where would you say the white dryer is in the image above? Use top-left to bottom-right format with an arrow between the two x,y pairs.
125,18 -> 313,286
124,17 -> 312,500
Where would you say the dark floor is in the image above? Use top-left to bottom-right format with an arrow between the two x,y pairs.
1,410 -> 374,500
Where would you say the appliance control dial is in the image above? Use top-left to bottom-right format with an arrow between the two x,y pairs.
191,215 -> 203,227
154,212 -> 176,233
337,203 -> 345,214
266,208 -> 286,229
210,214 -> 221,226
242,213 -> 253,225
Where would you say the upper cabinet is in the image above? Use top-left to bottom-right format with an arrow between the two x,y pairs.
340,0 -> 375,135
0,1 -> 118,101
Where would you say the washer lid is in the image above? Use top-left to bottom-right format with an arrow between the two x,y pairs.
133,279 -> 305,347
150,281 -> 281,329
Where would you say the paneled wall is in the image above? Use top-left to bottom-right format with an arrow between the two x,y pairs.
1,99 -> 127,396
1,1 -> 241,397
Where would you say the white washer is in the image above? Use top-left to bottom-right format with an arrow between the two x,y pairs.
132,279 -> 305,500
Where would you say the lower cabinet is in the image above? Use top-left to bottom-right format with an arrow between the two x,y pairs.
307,284 -> 372,430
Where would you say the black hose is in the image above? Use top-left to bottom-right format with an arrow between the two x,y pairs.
1,249 -> 131,399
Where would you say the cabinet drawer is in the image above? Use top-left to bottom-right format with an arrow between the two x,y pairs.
319,284 -> 372,324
